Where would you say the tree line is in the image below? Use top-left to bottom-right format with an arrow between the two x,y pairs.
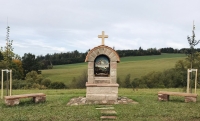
1,26 -> 200,90
160,47 -> 200,54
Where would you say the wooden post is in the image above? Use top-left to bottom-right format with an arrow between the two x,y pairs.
187,69 -> 198,94
195,69 -> 197,94
1,70 -> 3,99
9,70 -> 12,96
187,69 -> 190,93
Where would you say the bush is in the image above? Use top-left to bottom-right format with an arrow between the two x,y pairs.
49,82 -> 66,89
124,74 -> 131,88
71,70 -> 87,89
131,78 -> 140,88
41,78 -> 51,88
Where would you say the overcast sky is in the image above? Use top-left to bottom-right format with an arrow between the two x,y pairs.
0,0 -> 200,57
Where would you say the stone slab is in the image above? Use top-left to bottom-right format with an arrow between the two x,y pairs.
86,83 -> 119,87
86,94 -> 118,101
86,86 -> 118,94
96,107 -> 114,110
101,110 -> 117,114
100,116 -> 117,120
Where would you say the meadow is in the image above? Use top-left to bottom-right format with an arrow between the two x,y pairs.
0,88 -> 200,121
42,53 -> 186,85
1,53 -> 200,121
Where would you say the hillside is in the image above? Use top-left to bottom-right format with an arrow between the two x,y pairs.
42,53 -> 186,85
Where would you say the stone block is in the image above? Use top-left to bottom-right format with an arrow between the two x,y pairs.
87,56 -> 95,62
104,48 -> 108,54
158,94 -> 169,101
185,96 -> 197,102
94,77 -> 110,84
100,116 -> 117,120
109,52 -> 115,59
88,69 -> 94,76
86,94 -> 118,101
33,96 -> 46,103
105,49 -> 112,56
5,99 -> 20,106
110,77 -> 116,83
88,77 -> 94,83
111,56 -> 117,62
95,80 -> 110,84
88,62 -> 94,69
99,48 -> 104,54
110,69 -> 116,77
110,62 -> 117,69
91,51 -> 97,59
86,86 -> 118,94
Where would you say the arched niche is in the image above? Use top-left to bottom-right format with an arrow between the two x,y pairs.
94,55 -> 110,76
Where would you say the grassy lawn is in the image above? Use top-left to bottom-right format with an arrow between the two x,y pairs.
42,53 -> 186,85
0,88 -> 200,121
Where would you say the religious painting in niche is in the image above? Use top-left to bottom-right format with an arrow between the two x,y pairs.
94,55 -> 110,76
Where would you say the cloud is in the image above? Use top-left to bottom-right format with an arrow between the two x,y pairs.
0,0 -> 200,57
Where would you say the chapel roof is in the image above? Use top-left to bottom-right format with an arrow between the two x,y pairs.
85,45 -> 120,62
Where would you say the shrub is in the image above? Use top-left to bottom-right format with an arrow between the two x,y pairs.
41,78 -> 51,88
49,82 -> 66,89
124,74 -> 131,88
71,70 -> 87,89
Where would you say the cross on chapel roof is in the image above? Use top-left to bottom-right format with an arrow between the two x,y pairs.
98,31 -> 108,45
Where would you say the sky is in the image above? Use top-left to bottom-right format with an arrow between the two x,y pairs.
0,0 -> 200,57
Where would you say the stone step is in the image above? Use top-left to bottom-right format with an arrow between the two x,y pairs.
96,105 -> 113,108
100,116 -> 117,120
96,107 -> 114,110
101,110 -> 117,116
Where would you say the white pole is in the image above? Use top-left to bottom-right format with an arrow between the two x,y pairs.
9,70 -> 12,96
195,69 -> 197,94
187,69 -> 190,93
1,70 -> 3,99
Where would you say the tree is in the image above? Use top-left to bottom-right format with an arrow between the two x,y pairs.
22,53 -> 40,77
124,74 -> 131,88
0,26 -> 15,96
187,21 -> 200,69
187,21 -> 200,92
0,51 -> 3,60
12,59 -> 24,79
0,26 -> 14,68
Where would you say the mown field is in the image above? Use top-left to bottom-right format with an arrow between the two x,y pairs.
0,88 -> 200,121
42,53 -> 186,85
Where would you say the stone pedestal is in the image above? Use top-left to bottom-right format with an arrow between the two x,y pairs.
86,83 -> 119,101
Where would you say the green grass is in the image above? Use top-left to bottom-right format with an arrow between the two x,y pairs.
0,88 -> 200,121
42,53 -> 186,85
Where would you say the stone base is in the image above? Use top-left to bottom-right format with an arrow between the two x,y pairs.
86,83 -> 119,101
185,96 -> 197,102
5,99 -> 20,106
33,96 -> 46,103
86,94 -> 118,101
158,94 -> 169,101
67,96 -> 138,106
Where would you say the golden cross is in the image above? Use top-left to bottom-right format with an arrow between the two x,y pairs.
98,31 -> 108,45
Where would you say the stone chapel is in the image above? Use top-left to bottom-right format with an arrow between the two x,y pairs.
85,31 -> 120,102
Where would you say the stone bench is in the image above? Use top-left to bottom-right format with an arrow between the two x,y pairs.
158,91 -> 197,102
4,93 -> 46,106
